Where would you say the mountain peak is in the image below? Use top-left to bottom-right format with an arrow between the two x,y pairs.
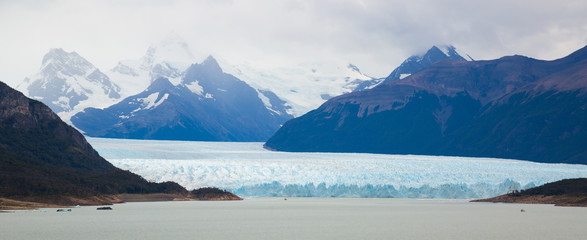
43,48 -> 67,60
383,45 -> 473,83
147,77 -> 174,92
420,45 -> 471,62
20,48 -> 121,119
200,55 -> 222,72
347,63 -> 362,74
41,48 -> 91,71
433,45 -> 474,61
144,34 -> 197,68
202,55 -> 218,65
43,48 -> 79,59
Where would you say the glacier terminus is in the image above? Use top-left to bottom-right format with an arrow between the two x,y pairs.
88,137 -> 587,199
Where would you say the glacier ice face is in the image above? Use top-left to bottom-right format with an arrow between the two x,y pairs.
87,137 -> 587,199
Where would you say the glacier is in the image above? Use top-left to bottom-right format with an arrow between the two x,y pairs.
87,137 -> 587,199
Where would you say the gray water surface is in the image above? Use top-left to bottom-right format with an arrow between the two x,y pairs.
2,198 -> 586,240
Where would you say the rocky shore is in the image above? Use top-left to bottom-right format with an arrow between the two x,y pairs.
472,178 -> 587,207
189,187 -> 243,201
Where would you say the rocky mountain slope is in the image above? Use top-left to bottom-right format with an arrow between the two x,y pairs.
72,56 -> 292,141
265,45 -> 587,164
0,81 -> 186,205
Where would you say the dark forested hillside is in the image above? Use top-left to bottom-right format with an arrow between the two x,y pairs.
0,81 -> 186,205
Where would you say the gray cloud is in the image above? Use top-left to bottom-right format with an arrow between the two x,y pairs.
1,0 -> 586,87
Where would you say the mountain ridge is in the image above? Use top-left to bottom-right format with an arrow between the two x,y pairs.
265,45 -> 587,164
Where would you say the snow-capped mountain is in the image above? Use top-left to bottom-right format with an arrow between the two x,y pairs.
108,34 -> 202,98
344,63 -> 386,92
221,61 -> 384,117
383,45 -> 474,83
108,35 -> 293,118
72,56 -> 293,141
17,48 -> 121,123
107,34 -> 384,117
17,40 -> 473,134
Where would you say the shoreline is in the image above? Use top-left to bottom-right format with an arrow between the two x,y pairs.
471,195 -> 587,207
0,198 -> 70,211
5,194 -> 586,211
0,192 -> 243,211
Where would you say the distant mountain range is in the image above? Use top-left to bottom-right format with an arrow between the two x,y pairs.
15,37 -> 474,142
225,44 -> 473,116
265,45 -> 587,164
72,56 -> 292,141
0,81 -> 185,205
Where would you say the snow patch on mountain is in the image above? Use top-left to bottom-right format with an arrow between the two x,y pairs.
399,73 -> 411,79
134,92 -> 168,111
185,81 -> 204,96
256,91 -> 273,109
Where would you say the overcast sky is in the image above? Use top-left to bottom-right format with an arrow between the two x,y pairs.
1,0 -> 586,87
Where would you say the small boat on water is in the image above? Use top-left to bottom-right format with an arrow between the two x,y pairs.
56,209 -> 71,212
97,207 -> 113,210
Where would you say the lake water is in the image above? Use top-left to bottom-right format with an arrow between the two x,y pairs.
2,198 -> 586,240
